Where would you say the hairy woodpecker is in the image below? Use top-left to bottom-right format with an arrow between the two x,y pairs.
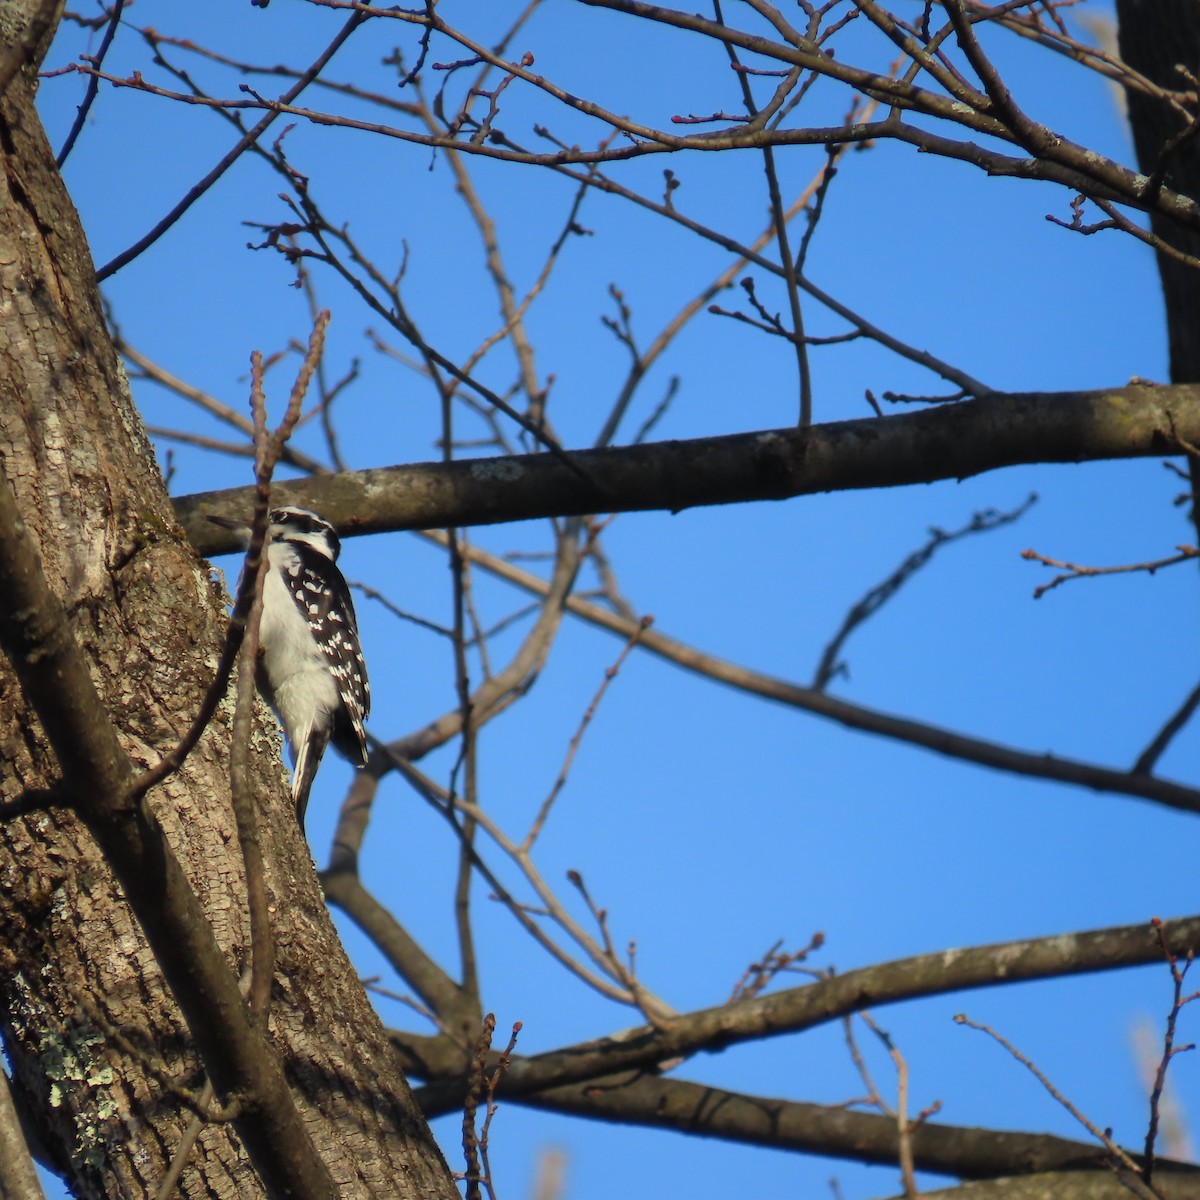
208,506 -> 370,823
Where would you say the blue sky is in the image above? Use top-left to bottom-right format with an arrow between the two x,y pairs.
30,3 -> 1200,1197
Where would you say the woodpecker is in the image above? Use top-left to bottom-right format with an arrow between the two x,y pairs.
208,506 -> 370,823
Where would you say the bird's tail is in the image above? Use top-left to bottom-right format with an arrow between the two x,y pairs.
291,727 -> 330,827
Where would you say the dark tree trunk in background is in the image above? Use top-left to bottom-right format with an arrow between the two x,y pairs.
1116,0 -> 1200,381
0,5 -> 459,1197
1116,0 -> 1200,557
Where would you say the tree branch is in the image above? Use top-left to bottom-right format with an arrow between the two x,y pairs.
0,1069 -> 45,1200
320,867 -> 478,1047
412,527 -> 1200,817
411,914 -> 1200,1115
511,1071 -> 1200,1186
180,383 -> 1199,549
902,1174 -> 1197,1200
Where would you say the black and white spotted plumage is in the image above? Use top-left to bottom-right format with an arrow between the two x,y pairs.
210,506 -> 370,823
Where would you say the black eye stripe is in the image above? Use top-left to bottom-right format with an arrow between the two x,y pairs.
271,507 -> 335,533
268,507 -> 343,561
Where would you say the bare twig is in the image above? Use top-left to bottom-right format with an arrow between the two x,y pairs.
842,1013 -> 890,1115
1134,678 -> 1200,775
815,496 -> 1036,689
478,1021 -> 522,1200
565,869 -> 668,1028
728,933 -> 826,1004
154,967 -> 256,1200
95,9 -> 367,279
152,1079 -> 214,1200
460,1014 -> 494,1200
523,615 -> 653,850
1021,544 -> 1200,598
954,1012 -> 1158,1197
416,530 -> 1200,818
1144,919 -> 1199,1185
228,351 -> 276,1019
857,1011 -> 938,1198
56,0 -> 126,166
715,0 -> 812,424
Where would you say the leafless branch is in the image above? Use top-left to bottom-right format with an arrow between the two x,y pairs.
814,497 -> 1036,690
404,528 -> 1200,819
55,0 -> 125,166
1021,543 -> 1200,598
1134,678 -> 1200,775
94,8 -> 368,280
1144,919 -> 1199,1185
954,1012 -> 1159,1197
413,914 -> 1200,1115
523,615 -> 653,849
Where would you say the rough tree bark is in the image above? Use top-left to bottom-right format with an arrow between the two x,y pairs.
0,5 -> 460,1198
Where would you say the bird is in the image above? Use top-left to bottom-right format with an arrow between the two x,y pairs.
207,506 -> 370,823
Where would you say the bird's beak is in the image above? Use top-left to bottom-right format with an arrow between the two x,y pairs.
206,514 -> 248,532
206,513 -> 253,547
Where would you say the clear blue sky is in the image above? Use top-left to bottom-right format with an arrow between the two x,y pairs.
31,3 -> 1200,1197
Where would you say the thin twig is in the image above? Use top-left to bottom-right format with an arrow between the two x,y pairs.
1144,919 -> 1199,1186
1134,678 -> 1200,775
56,0 -> 127,166
230,353 -> 274,1019
954,1011 -> 1156,1195
858,1012 -> 923,1198
841,1012 -> 890,1115
523,615 -> 653,850
96,9 -> 367,279
715,0 -> 812,425
479,1021 -> 522,1200
727,932 -> 826,1004
814,496 -> 1036,689
460,1014 -> 494,1200
1021,544 -> 1200,599
152,1079 -> 214,1200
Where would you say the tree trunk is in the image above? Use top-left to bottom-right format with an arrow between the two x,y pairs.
1116,0 -> 1200,551
1116,0 -> 1200,381
0,9 -> 459,1199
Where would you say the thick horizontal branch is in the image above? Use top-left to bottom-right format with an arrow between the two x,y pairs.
909,1176 -> 1200,1200
410,914 -> 1200,1116
179,384 -> 1197,552
513,1071 -> 1200,1187
392,1034 -> 1200,1184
